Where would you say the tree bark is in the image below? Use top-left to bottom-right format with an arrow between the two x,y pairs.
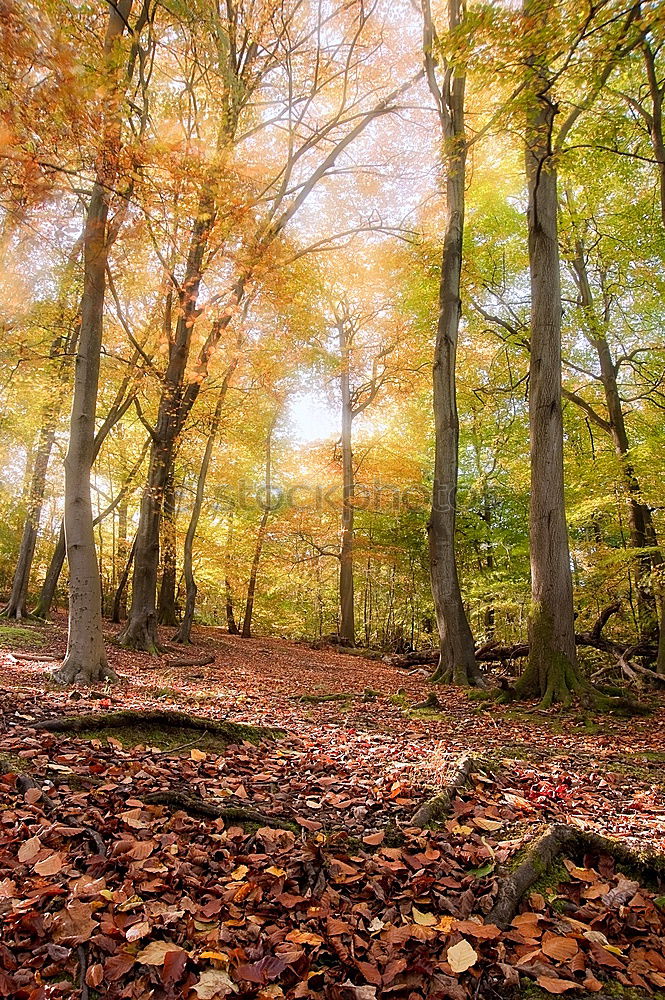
225,514 -> 239,635
54,1 -> 134,684
339,318 -> 355,645
112,531 -> 136,624
242,420 -> 274,640
119,189 -> 241,651
515,0 -> 580,706
157,465 -> 178,626
175,380 -> 231,644
422,0 -> 481,686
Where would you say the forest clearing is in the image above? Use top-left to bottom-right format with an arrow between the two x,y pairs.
2,0 -> 665,996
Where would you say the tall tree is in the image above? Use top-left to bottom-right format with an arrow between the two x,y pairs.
55,0 -> 140,684
422,0 -> 483,685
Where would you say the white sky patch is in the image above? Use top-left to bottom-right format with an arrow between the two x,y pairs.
288,391 -> 338,444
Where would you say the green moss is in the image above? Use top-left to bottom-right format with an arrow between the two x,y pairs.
0,752 -> 32,774
71,721 -> 276,752
42,710 -> 283,752
295,693 -> 351,704
0,624 -> 46,648
518,977 -> 665,1000
467,688 -> 496,701
388,693 -> 410,708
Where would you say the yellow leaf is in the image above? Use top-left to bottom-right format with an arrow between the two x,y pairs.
446,939 -> 478,973
191,748 -> 207,761
265,866 -> 286,877
412,907 -> 437,926
200,950 -> 229,965
231,865 -> 249,881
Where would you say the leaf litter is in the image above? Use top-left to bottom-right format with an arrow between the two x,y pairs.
0,618 -> 664,998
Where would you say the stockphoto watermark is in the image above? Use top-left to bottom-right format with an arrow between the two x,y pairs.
200,478 -> 459,515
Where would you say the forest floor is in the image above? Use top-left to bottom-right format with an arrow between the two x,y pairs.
0,616 -> 664,1000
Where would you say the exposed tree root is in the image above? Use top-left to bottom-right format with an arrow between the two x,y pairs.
31,708 -> 283,743
163,653 -> 215,668
144,791 -> 298,831
487,822 -> 665,929
411,755 -> 492,827
411,692 -> 442,711
51,658 -> 118,686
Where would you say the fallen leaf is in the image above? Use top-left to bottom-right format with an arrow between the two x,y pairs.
137,940 -> 185,966
536,977 -> 579,994
541,932 -> 579,962
34,852 -> 63,876
18,836 -> 42,863
447,939 -> 478,973
192,970 -> 238,997
412,906 -> 437,926
52,901 -> 97,944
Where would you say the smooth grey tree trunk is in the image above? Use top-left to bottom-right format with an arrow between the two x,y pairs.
32,370 -> 146,619
515,0 -> 580,706
54,1 -> 134,684
422,0 -> 481,685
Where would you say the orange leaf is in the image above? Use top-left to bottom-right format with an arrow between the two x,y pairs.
536,977 -> 579,994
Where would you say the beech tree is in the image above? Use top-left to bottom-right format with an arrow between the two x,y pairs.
55,0 -> 149,684
421,0 -> 483,685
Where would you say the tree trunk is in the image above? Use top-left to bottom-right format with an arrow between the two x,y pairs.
112,532 -> 136,624
423,0 -> 481,686
54,1 -> 133,684
339,319 -> 355,645
4,421 -> 58,619
225,514 -> 239,635
157,465 -> 178,626
515,2 -> 581,706
242,421 -> 274,640
114,500 -> 129,621
32,394 -> 147,620
641,36 -> 665,230
119,194 -> 242,651
175,383 -> 229,644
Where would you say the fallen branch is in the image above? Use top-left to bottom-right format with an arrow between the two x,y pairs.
386,603 -> 660,675
411,756 -> 492,827
9,651 -> 63,662
31,709 -> 283,743
144,791 -> 298,831
164,654 -> 215,668
487,822 -> 665,929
